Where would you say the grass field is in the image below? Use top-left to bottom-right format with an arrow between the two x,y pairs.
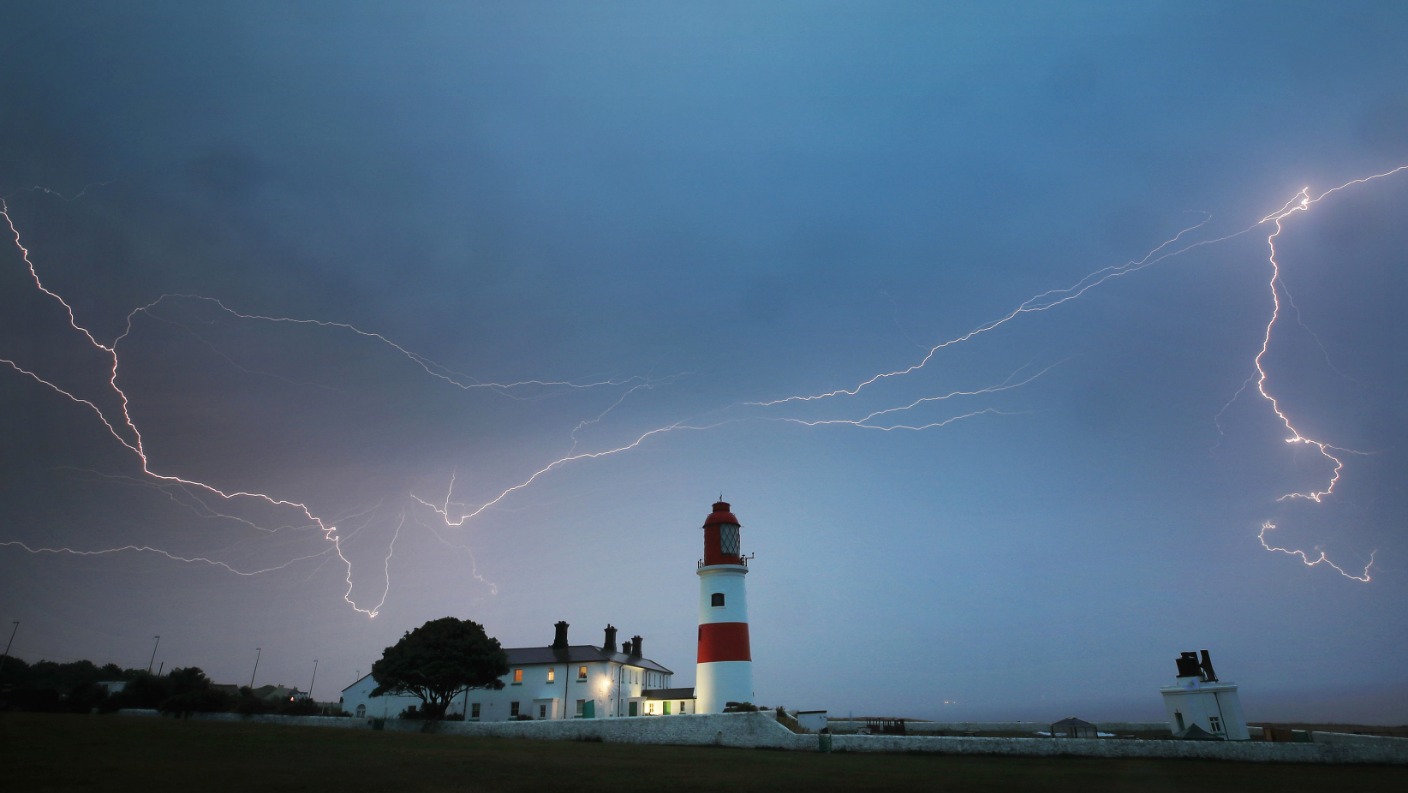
2,713 -> 1403,792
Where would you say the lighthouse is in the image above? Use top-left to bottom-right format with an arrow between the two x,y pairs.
695,500 -> 754,713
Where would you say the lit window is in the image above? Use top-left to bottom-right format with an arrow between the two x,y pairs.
711,592 -> 725,607
547,668 -> 555,683
578,665 -> 588,681
510,701 -> 520,717
512,668 -> 523,685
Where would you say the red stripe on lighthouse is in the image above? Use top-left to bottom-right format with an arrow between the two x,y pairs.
697,622 -> 751,663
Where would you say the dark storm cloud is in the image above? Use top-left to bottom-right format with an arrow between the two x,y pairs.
3,1 -> 1407,722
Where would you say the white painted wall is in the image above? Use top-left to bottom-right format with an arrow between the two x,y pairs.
1161,676 -> 1249,740
342,659 -> 675,722
696,564 -> 753,713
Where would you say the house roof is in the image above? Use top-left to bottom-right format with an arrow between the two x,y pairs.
641,687 -> 696,700
505,644 -> 673,675
1051,717 -> 1096,727
341,644 -> 673,693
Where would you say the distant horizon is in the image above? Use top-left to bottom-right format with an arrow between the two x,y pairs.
7,645 -> 1404,728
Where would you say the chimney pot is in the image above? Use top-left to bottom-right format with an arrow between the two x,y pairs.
631,635 -> 643,657
551,621 -> 570,650
603,624 -> 618,654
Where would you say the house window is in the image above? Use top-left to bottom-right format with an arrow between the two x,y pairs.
648,702 -> 655,714
680,701 -> 687,713
711,592 -> 725,607
1209,716 -> 1223,734
470,703 -> 480,720
539,704 -> 547,719
510,701 -> 520,717
578,665 -> 588,681
576,699 -> 586,717
355,704 -> 366,718
546,668 -> 555,683
512,669 -> 523,685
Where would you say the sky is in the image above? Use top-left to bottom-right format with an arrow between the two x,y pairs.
2,1 -> 1406,724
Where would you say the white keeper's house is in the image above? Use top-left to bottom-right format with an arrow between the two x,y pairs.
341,621 -> 695,721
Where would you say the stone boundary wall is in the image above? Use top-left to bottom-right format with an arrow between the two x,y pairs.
1310,731 -> 1408,749
192,712 -> 362,729
823,733 -> 1407,764
827,720 -> 1173,735
178,711 -> 1407,765
384,712 -> 798,749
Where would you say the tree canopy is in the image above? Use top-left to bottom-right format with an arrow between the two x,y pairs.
371,617 -> 508,720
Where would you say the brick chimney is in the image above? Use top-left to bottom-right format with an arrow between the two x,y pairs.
603,624 -> 618,653
551,620 -> 569,649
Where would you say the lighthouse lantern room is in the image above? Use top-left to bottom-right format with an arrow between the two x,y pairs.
695,500 -> 754,713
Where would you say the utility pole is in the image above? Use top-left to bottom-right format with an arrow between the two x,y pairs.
147,635 -> 160,673
0,621 -> 18,676
249,647 -> 261,688
308,659 -> 318,700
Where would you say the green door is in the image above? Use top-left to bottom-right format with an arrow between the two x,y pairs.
629,701 -> 638,717
663,701 -> 671,715
582,700 -> 595,719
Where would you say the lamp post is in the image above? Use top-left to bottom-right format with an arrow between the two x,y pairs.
249,647 -> 261,688
147,635 -> 160,674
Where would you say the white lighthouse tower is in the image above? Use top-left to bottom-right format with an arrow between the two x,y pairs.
695,500 -> 754,713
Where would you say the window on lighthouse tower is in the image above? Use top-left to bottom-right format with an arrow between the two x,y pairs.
721,525 -> 739,555
711,592 -> 725,607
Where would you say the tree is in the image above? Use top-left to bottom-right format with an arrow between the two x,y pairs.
159,667 -> 232,717
371,617 -> 507,720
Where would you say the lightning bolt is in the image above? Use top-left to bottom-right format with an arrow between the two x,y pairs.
748,217 -> 1218,407
2,188 -> 677,615
0,540 -> 333,576
5,162 -> 1403,610
1257,522 -> 1374,583
1235,164 -> 1408,580
1,198 -> 391,616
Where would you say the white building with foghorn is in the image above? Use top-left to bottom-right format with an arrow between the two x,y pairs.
1160,649 -> 1249,740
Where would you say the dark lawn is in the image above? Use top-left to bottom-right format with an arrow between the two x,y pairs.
2,713 -> 1403,792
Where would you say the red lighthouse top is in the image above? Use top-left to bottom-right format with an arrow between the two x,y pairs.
701,500 -> 743,566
